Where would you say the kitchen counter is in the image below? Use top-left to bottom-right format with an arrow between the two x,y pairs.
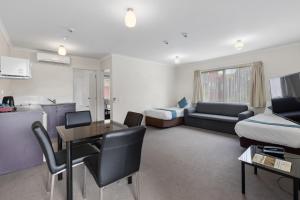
41,103 -> 76,138
0,102 -> 76,175
0,105 -> 44,175
15,105 -> 45,113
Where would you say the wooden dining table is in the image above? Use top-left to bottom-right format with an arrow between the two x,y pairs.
56,120 -> 127,200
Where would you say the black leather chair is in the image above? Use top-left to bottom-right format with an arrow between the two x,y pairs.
124,111 -> 144,127
124,111 -> 144,184
94,111 -> 143,149
83,126 -> 146,200
65,110 -> 92,129
32,121 -> 98,200
94,111 -> 143,184
63,110 -> 99,148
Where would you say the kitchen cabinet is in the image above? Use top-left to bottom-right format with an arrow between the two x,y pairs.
41,103 -> 75,138
0,105 -> 44,175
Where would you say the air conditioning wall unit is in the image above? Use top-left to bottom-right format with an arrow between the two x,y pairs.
36,53 -> 71,65
0,56 -> 31,79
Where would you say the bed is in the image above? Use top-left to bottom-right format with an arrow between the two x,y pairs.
145,107 -> 185,128
235,111 -> 300,154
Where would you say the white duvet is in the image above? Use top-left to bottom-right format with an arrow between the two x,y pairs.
144,107 -> 184,120
235,112 -> 300,148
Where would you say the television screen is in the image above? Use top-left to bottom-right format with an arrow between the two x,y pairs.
270,72 -> 300,123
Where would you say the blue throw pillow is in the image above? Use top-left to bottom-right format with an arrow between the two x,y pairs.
178,97 -> 188,108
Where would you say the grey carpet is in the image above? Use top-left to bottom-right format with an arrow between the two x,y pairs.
0,126 -> 294,200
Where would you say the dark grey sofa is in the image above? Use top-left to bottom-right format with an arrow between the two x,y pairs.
184,102 -> 254,134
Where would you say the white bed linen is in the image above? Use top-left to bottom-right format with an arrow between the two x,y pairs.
235,112 -> 300,148
145,107 -> 184,120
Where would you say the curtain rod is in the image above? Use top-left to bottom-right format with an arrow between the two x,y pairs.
198,61 -> 262,73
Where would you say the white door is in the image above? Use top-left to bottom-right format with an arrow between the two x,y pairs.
73,69 -> 97,121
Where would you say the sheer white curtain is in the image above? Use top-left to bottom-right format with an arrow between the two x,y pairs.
201,66 -> 252,104
202,70 -> 224,102
193,70 -> 203,103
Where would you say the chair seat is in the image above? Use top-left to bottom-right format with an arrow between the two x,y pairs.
54,144 -> 99,174
189,113 -> 238,123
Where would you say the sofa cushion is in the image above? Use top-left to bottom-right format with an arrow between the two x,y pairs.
189,113 -> 239,123
196,102 -> 248,117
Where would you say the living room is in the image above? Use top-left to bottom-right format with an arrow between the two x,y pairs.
0,1 -> 300,200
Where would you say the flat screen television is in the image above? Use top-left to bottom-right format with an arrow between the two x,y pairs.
270,72 -> 300,124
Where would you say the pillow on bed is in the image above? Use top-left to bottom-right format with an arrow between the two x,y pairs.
178,97 -> 188,108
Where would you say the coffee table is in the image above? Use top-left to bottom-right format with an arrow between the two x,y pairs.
238,145 -> 300,200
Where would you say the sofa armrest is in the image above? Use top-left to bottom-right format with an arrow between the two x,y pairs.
184,107 -> 196,116
238,110 -> 254,121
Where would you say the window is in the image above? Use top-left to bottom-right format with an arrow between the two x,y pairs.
201,66 -> 252,104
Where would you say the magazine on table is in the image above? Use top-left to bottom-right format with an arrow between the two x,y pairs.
252,154 -> 292,173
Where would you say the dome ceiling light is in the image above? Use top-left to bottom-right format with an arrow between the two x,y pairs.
125,8 -> 137,28
57,27 -> 74,56
58,45 -> 67,56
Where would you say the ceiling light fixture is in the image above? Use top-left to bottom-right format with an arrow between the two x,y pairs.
235,40 -> 244,50
174,56 -> 180,64
125,8 -> 137,28
58,45 -> 67,56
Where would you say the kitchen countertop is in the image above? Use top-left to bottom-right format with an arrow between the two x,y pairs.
0,102 -> 76,114
15,105 -> 44,113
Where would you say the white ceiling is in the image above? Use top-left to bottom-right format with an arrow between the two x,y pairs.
0,0 -> 300,64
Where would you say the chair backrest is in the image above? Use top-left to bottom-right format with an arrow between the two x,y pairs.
32,121 -> 57,174
65,111 -> 92,129
98,126 -> 146,187
123,111 -> 143,127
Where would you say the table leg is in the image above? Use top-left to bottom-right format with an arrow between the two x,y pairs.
294,178 -> 299,200
254,166 -> 257,175
58,134 -> 63,181
241,162 -> 245,194
66,141 -> 73,200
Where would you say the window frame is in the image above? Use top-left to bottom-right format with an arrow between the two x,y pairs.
201,65 -> 252,104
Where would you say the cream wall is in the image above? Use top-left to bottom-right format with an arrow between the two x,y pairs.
111,54 -> 175,123
174,43 -> 300,104
0,27 -> 11,96
1,47 -> 101,104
